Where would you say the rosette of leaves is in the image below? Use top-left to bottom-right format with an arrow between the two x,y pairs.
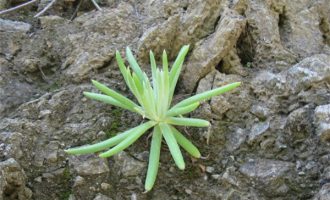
65,45 -> 241,191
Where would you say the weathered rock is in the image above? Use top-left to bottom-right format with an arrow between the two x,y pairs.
314,104 -> 330,143
0,0 -> 329,199
93,193 -> 113,200
69,155 -> 110,176
0,19 -> 31,33
226,127 -> 247,152
239,159 -> 294,197
273,0 -> 330,57
313,183 -> 330,200
182,8 -> 246,92
138,15 -> 180,62
251,104 -> 271,120
0,158 -> 32,200
0,132 -> 24,160
62,3 -> 141,81
284,54 -> 330,94
113,151 -> 145,177
247,121 -> 270,145
170,0 -> 224,57
0,19 -> 31,60
285,105 -> 314,142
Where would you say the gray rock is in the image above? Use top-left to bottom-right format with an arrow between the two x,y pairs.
62,4 -> 140,82
285,105 -> 314,142
251,71 -> 286,97
182,8 -> 246,92
69,155 -> 110,176
315,105 -> 330,122
251,104 -> 271,120
93,193 -> 113,200
226,127 -> 247,152
239,159 -> 294,197
0,132 -> 24,160
138,15 -> 180,62
114,151 -> 145,177
170,0 -> 224,58
248,121 -> 270,145
0,158 -> 32,200
313,183 -> 330,200
314,104 -> 330,143
0,19 -> 31,33
284,54 -> 330,94
0,0 -> 329,199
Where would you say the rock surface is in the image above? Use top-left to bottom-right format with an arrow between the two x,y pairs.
0,0 -> 329,199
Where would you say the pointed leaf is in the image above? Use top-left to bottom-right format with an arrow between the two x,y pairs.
91,80 -> 140,111
171,82 -> 241,109
65,125 -> 139,155
166,102 -> 200,117
145,125 -> 162,191
170,126 -> 201,158
126,47 -> 145,82
169,45 -> 189,102
150,50 -> 157,88
99,121 -> 156,158
167,117 -> 210,127
159,123 -> 185,170
84,92 -> 132,111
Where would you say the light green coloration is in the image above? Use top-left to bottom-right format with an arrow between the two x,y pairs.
65,45 -> 241,191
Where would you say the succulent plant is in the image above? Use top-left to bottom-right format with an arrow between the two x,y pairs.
65,45 -> 241,191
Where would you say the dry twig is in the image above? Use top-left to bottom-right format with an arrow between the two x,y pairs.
34,0 -> 57,17
0,0 -> 38,15
90,0 -> 102,11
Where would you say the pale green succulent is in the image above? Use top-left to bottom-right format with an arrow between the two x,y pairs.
65,45 -> 240,191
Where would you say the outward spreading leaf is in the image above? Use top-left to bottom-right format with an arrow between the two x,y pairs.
145,125 -> 162,191
159,123 -> 185,170
66,45 -> 241,191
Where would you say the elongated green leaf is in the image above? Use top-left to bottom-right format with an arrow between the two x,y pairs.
167,117 -> 210,127
84,92 -> 133,111
171,82 -> 241,110
142,81 -> 157,119
65,125 -> 139,155
145,125 -> 162,191
166,102 -> 200,117
132,72 -> 144,95
116,51 -> 129,81
169,45 -> 189,81
126,47 -> 145,82
155,68 -> 162,115
99,121 -> 156,158
162,50 -> 168,75
150,51 -> 157,88
91,80 -> 139,111
169,45 -> 189,103
116,51 -> 142,101
170,126 -> 201,158
159,123 -> 185,170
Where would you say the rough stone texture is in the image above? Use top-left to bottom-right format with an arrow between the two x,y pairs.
314,104 -> 330,143
0,158 -> 32,200
0,0 -> 330,199
239,159 -> 294,197
93,193 -> 113,200
313,184 -> 330,200
182,8 -> 246,92
113,152 -> 145,177
69,155 -> 110,176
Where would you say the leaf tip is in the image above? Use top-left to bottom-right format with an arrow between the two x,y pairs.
178,163 -> 185,170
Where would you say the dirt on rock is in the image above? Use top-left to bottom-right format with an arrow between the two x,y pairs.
0,0 -> 330,199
